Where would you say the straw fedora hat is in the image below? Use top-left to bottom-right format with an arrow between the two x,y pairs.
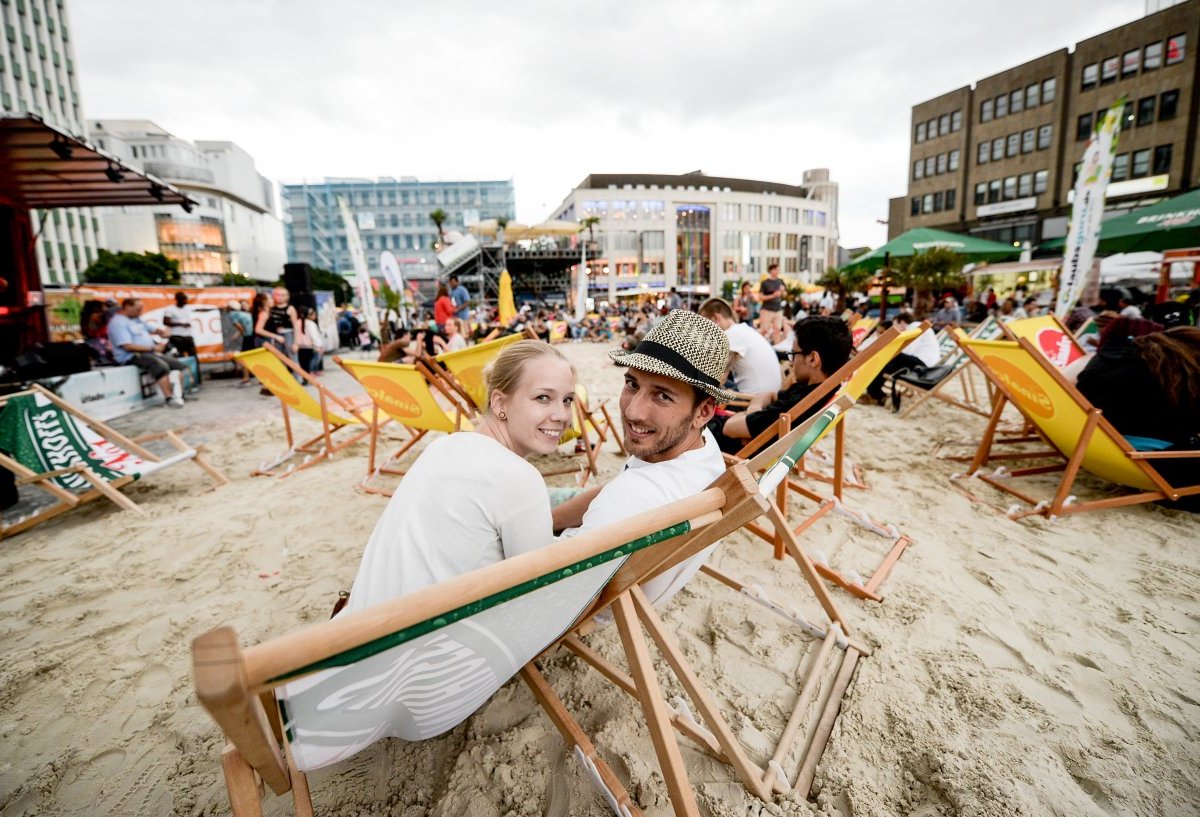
609,309 -> 736,403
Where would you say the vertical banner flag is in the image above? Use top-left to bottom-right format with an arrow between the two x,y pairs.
378,250 -> 408,324
338,196 -> 381,336
1056,98 -> 1125,318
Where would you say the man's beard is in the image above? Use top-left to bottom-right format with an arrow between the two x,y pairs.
624,413 -> 697,460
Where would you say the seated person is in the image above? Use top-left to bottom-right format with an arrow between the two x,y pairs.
698,297 -> 782,396
433,317 -> 468,353
106,298 -> 188,409
343,340 -> 576,612
864,312 -> 942,403
706,316 -> 852,455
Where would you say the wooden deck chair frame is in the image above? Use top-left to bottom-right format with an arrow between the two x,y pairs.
887,320 -> 1002,420
549,384 -> 626,488
722,326 -> 918,602
421,328 -> 539,414
334,355 -> 472,496
949,334 -> 1200,520
193,402 -> 867,817
0,384 -> 227,537
237,345 -> 382,478
998,313 -> 1088,368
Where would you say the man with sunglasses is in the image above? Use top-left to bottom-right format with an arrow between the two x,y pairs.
708,316 -> 852,455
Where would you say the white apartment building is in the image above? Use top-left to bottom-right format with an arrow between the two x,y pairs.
550,171 -> 840,300
88,120 -> 286,284
1,0 -> 102,285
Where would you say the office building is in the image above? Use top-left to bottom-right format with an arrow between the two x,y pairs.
889,0 -> 1199,247
1,0 -> 102,285
88,120 -> 287,284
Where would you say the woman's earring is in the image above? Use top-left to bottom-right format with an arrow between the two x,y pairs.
497,411 -> 507,420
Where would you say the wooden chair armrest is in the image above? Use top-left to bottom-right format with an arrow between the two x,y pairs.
1128,449 -> 1200,460
17,464 -> 85,485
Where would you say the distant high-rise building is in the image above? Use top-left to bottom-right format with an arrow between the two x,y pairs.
1,0 -> 101,285
889,0 -> 1199,246
281,177 -> 515,277
88,120 -> 287,285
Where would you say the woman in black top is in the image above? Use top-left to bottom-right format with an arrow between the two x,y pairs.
255,287 -> 301,359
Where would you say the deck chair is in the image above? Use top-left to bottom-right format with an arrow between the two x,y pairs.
1000,314 -> 1088,368
888,315 -> 1005,420
549,320 -> 569,343
850,316 -> 878,348
0,384 -> 227,537
551,383 -> 625,488
723,325 -> 922,602
949,332 -> 1200,519
236,345 -> 383,477
335,356 -> 474,496
426,330 -> 536,413
192,398 -> 867,817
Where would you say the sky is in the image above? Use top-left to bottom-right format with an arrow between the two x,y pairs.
70,0 -> 1147,250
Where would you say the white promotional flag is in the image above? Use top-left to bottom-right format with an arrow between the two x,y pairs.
1055,99 -> 1124,319
337,196 -> 380,336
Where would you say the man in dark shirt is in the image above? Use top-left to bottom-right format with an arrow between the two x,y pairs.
708,316 -> 852,455
757,263 -> 786,338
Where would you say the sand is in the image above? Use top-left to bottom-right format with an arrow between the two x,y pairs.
1,342 -> 1198,817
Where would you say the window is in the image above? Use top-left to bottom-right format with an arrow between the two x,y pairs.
1010,90 -> 1023,114
1037,124 -> 1052,150
945,189 -> 956,211
1112,153 -> 1130,181
1160,89 -> 1179,120
988,180 -> 1001,203
1007,133 -> 1020,157
785,233 -> 798,250
1137,96 -> 1155,126
1122,49 -> 1140,76
1131,148 -> 1150,178
992,137 -> 1004,159
1101,56 -> 1118,84
1022,129 -> 1035,153
746,204 -> 762,220
1122,100 -> 1134,131
1003,176 -> 1017,200
1076,112 -> 1093,141
786,207 -> 798,223
974,183 -> 987,205
922,194 -> 934,214
978,141 -> 990,164
925,156 -> 935,176
995,94 -> 1008,118
1144,41 -> 1163,70
981,98 -> 993,121
949,149 -> 960,171
916,121 -> 926,142
1153,144 -> 1172,175
1018,173 -> 1033,197
1082,62 -> 1099,90
951,110 -> 962,131
937,152 -> 947,174
933,191 -> 944,211
1166,33 -> 1186,65
1034,170 -> 1048,194
1025,83 -> 1040,109
939,113 -> 950,135
1042,77 -> 1057,103
767,206 -> 781,222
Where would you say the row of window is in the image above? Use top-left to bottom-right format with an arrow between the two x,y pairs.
914,110 -> 963,143
910,189 -> 958,216
974,171 -> 1051,205
718,202 -> 829,227
980,78 -> 1058,123
1107,145 -> 1173,181
912,149 -> 961,180
720,231 -> 827,253
1075,90 -> 1180,140
978,125 -> 1054,163
1081,34 -> 1186,90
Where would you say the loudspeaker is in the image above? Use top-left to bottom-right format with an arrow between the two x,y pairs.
283,263 -> 312,294
15,342 -> 92,380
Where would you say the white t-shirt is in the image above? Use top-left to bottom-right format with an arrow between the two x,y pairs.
163,305 -> 193,337
562,429 -> 727,614
345,433 -> 553,613
445,334 -> 468,352
1119,305 -> 1142,319
300,318 -> 323,350
906,328 -> 943,367
725,322 -> 782,394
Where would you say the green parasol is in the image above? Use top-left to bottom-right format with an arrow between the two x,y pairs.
1040,187 -> 1200,254
842,227 -> 1020,272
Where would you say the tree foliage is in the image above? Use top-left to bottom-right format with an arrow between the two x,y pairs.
817,265 -> 873,312
310,267 -> 354,306
220,272 -> 257,287
892,247 -> 965,317
82,250 -> 180,286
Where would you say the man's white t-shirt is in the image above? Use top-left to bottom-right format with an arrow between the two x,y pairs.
163,305 -> 193,337
445,334 -> 468,352
725,322 -> 782,394
345,433 -> 553,613
906,328 -> 943,367
561,429 -> 726,613
1119,305 -> 1142,319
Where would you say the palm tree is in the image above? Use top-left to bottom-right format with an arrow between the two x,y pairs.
580,216 -> 600,244
429,208 -> 448,249
892,247 -> 965,317
817,266 -> 872,312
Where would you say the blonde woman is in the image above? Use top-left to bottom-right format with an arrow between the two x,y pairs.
344,340 -> 575,612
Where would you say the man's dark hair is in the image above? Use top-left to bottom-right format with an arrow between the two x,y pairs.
448,275 -> 459,283
793,316 -> 852,376
768,263 -> 780,273
175,291 -> 188,305
698,297 -> 734,321
121,297 -> 139,309
892,312 -> 915,326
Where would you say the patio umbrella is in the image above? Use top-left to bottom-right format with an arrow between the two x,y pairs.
1040,187 -> 1200,254
528,220 -> 583,237
842,227 -> 1019,272
497,269 -> 516,324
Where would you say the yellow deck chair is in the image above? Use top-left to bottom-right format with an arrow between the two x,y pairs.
429,331 -> 534,412
548,320 -> 568,343
850,315 -> 878,348
722,325 -> 923,602
236,345 -> 380,477
950,332 -> 1200,519
552,383 -> 625,487
889,315 -> 1005,420
1000,314 -> 1088,368
336,356 -> 473,496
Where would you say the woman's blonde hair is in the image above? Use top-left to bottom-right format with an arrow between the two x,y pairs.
483,340 -> 574,415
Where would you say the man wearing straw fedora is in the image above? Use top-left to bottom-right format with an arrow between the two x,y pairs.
553,309 -> 736,609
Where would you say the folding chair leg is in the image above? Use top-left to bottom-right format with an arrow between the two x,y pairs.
79,468 -> 142,513
283,736 -> 314,817
794,647 -> 862,797
221,744 -> 264,817
612,592 -> 701,817
762,627 -> 839,793
600,404 -> 625,454
765,502 -> 848,634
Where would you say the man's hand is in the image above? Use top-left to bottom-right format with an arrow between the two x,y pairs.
552,486 -> 602,534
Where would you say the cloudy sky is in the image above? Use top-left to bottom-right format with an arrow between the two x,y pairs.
71,0 -> 1145,249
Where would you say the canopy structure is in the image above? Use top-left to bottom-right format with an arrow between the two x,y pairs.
1040,188 -> 1200,254
843,227 -> 1019,272
470,219 -> 582,242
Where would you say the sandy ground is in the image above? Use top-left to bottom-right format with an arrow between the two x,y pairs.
1,342 -> 1198,817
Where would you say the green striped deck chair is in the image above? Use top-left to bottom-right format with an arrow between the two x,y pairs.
0,384 -> 228,538
892,315 -> 1004,419
192,397 -> 865,817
